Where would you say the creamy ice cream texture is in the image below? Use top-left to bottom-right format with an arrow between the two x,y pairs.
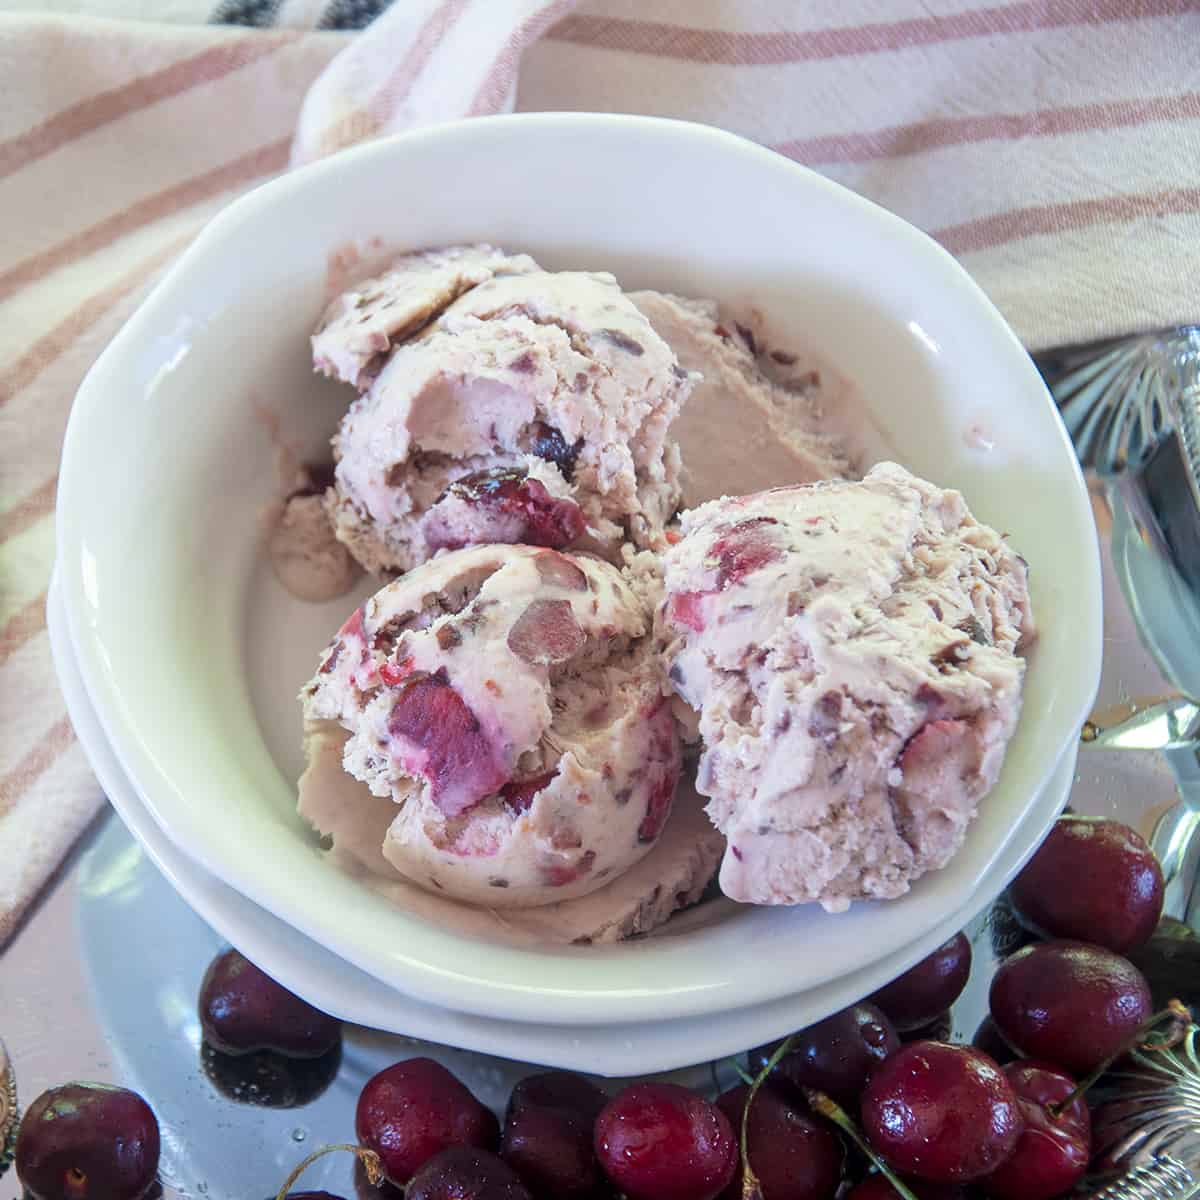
294,243 -> 1035,936
314,245 -> 692,574
657,462 -> 1034,912
301,544 -> 682,908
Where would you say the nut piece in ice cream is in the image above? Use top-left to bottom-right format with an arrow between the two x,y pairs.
658,462 -> 1034,912
314,247 -> 694,574
301,545 -> 681,907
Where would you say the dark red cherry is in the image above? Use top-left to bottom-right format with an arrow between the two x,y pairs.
406,1146 -> 532,1200
198,948 -> 341,1058
501,1104 -> 604,1200
594,1082 -> 736,1200
1010,816 -> 1164,954
860,1042 -> 1023,1183
715,1084 -> 841,1200
989,940 -> 1153,1074
501,1072 -> 608,1199
15,1083 -> 160,1200
981,1061 -> 1090,1200
751,1003 -> 900,1106
869,934 -> 972,1033
356,1058 -> 499,1186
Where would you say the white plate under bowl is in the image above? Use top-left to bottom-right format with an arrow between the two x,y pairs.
49,571 -> 1078,1074
56,113 -> 1102,1027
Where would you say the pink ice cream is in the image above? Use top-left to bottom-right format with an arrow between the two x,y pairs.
313,246 -> 693,575
657,462 -> 1034,912
301,544 -> 681,906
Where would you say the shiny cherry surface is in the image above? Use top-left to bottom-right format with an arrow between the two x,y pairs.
356,1058 -> 499,1185
989,940 -> 1153,1074
860,1042 -> 1023,1183
594,1083 -> 736,1200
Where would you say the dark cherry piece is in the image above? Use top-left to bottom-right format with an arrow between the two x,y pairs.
529,423 -> 583,482
845,1176 -> 966,1199
711,518 -> 782,589
715,1083 -> 841,1200
989,940 -> 1153,1074
198,948 -> 341,1058
385,670 -> 507,818
972,1017 -> 1017,1066
860,1041 -> 1024,1183
431,468 -> 585,552
752,1003 -> 900,1106
406,1147 -> 532,1200
594,1082 -> 736,1200
15,1083 -> 160,1200
505,1072 -> 608,1125
1010,816 -> 1164,954
356,1058 -> 499,1186
982,1061 -> 1090,1200
280,1194 -> 347,1199
869,934 -> 972,1033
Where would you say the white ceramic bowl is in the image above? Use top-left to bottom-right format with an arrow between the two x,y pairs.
58,113 -> 1102,1028
48,569 -> 1080,1074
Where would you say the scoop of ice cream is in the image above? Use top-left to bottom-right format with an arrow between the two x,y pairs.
657,462 -> 1034,912
301,544 -> 681,906
629,291 -> 852,503
318,252 -> 693,574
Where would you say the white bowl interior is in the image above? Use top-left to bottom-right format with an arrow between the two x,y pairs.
59,115 -> 1102,1026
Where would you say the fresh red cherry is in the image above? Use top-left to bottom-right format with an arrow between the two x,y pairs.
715,1084 -> 841,1200
15,1083 -> 160,1200
751,1003 -> 900,1106
989,940 -> 1153,1074
869,934 -> 972,1033
198,948 -> 341,1058
845,1176 -> 966,1199
981,1061 -> 1090,1200
861,1042 -> 1023,1183
1010,816 -> 1164,954
356,1058 -> 499,1186
594,1082 -> 736,1200
406,1146 -> 532,1200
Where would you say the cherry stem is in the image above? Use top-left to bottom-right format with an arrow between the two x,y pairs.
1047,999 -> 1193,1119
803,1088 -> 921,1200
740,1035 -> 796,1200
274,1143 -> 384,1200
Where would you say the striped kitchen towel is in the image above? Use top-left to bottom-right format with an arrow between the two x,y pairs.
2,0 -> 1198,945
